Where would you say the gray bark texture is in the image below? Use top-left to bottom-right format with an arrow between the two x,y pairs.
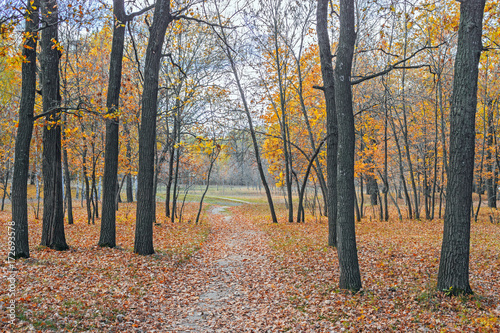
334,0 -> 362,292
135,0 -> 173,255
40,0 -> 68,251
99,0 -> 127,248
437,0 -> 485,295
12,0 -> 39,258
316,0 -> 338,246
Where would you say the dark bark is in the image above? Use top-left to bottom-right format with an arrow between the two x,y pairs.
171,146 -> 180,223
400,3 -> 419,220
2,166 -> 10,211
383,99 -> 389,221
90,144 -> 99,223
437,0 -> 485,295
389,113 -> 413,219
195,147 -> 219,224
165,113 -> 178,218
135,0 -> 172,255
335,0 -> 361,292
486,100 -> 497,208
125,124 -> 134,202
12,0 -> 39,259
296,59 -> 328,217
62,115 -> 73,225
297,141 -> 325,222
40,0 -> 68,251
366,174 -> 379,206
100,0 -> 127,248
83,149 -> 91,224
126,173 -> 133,202
271,18 -> 293,223
317,0 -> 338,246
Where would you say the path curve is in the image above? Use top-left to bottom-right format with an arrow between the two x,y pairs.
162,205 -> 288,331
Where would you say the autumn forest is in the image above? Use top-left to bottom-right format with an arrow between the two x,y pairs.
1,0 -> 500,331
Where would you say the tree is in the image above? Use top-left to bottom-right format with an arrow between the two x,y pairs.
211,0 -> 278,223
40,0 -> 68,251
12,0 -> 39,259
195,138 -> 222,224
99,0 -> 128,248
134,0 -> 173,255
437,0 -> 486,295
335,0 -> 362,291
316,0 -> 338,246
100,0 -> 153,248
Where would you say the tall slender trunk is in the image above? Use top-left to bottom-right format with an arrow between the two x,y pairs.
485,61 -> 496,208
83,149 -> 91,224
100,0 -> 127,248
335,0 -> 361,292
381,92 -> 389,221
165,113 -> 178,218
1,166 -> 10,211
389,112 -> 413,218
474,98 -> 488,222
171,147 -> 180,223
12,0 -> 39,258
213,12 -> 278,223
273,26 -> 293,223
40,0 -> 68,251
437,0 -> 485,295
125,123 -> 134,202
195,151 -> 218,224
317,0 -> 338,246
296,61 -> 328,214
400,1 -> 419,219
62,115 -> 73,225
431,83 -> 440,220
297,141 -> 325,222
135,0 -> 173,255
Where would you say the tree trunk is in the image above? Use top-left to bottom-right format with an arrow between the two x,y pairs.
213,14 -> 278,223
125,123 -> 134,202
135,0 -> 173,255
296,59 -> 328,216
335,0 -> 361,292
271,21 -> 293,223
12,0 -> 39,258
317,0 -> 338,246
400,1 -> 419,220
486,99 -> 497,208
171,147 -> 180,223
2,166 -> 10,211
62,115 -> 73,225
297,141 -> 325,222
366,174 -> 379,206
165,115 -> 177,218
82,149 -> 92,225
437,0 -> 485,295
389,113 -> 413,219
100,0 -> 127,248
195,150 -> 218,225
40,0 -> 68,251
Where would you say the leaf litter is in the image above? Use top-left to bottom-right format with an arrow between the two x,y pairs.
1,202 -> 499,332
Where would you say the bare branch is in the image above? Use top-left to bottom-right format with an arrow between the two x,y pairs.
125,4 -> 155,21
162,53 -> 187,78
127,22 -> 144,83
351,42 -> 444,85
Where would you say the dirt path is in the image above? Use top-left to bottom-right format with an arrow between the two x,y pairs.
160,206 -> 291,332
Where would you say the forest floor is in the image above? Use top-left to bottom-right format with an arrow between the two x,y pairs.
1,200 -> 500,332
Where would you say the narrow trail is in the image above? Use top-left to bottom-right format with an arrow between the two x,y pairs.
161,205 -> 291,332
